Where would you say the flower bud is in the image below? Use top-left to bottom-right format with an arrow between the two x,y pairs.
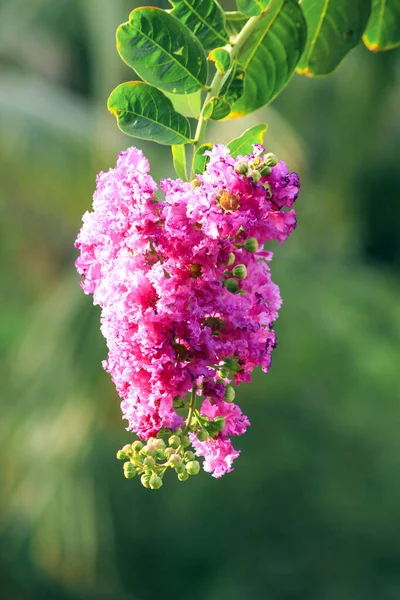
232,264 -> 247,279
184,451 -> 195,462
225,278 -> 239,294
180,435 -> 191,448
154,438 -> 166,451
234,160 -> 248,175
259,164 -> 272,177
186,460 -> 200,475
213,416 -> 226,432
168,435 -> 180,449
191,178 -> 202,188
149,475 -> 163,489
224,385 -> 235,402
243,237 -> 258,252
165,447 -> 175,458
169,453 -> 182,468
141,473 -> 151,488
116,450 -> 127,460
131,440 -> 143,453
227,253 -> 236,266
123,461 -> 137,479
217,366 -> 230,379
178,471 -> 189,482
248,170 -> 261,184
264,152 -> 278,167
122,444 -> 133,456
143,456 -> 156,470
197,428 -> 210,441
155,449 -> 165,460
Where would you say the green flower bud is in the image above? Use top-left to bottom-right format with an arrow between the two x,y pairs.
243,237 -> 258,252
213,416 -> 226,431
234,160 -> 248,175
180,435 -> 191,448
184,451 -> 195,462
131,440 -> 143,453
155,449 -> 165,461
232,264 -> 247,280
141,473 -> 151,488
169,454 -> 182,468
224,385 -> 235,402
149,475 -> 163,489
165,447 -> 175,458
191,178 -> 202,188
197,428 -> 210,441
248,170 -> 261,184
154,438 -> 166,451
143,456 -> 156,470
178,471 -> 189,482
123,462 -> 137,479
217,366 -> 230,379
259,164 -> 272,177
225,278 -> 239,294
186,460 -> 200,475
227,253 -> 236,266
175,464 -> 185,474
168,435 -> 180,449
122,444 -> 133,456
264,152 -> 278,167
116,450 -> 127,460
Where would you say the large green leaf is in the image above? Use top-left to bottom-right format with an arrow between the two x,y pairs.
227,123 -> 268,157
169,0 -> 229,50
116,7 -> 208,94
203,97 -> 231,120
228,0 -> 307,118
297,0 -> 372,76
363,0 -> 400,51
236,0 -> 271,17
164,90 -> 201,118
108,82 -> 192,145
172,144 -> 188,180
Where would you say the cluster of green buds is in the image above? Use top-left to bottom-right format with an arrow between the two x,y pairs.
234,151 -> 278,184
117,430 -> 202,489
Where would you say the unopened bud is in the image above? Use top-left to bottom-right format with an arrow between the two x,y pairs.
197,428 -> 210,441
141,473 -> 151,488
259,164 -> 272,177
149,475 -> 163,489
186,460 -> 200,475
227,253 -> 236,266
264,152 -> 278,167
131,440 -> 143,453
169,454 -> 182,468
184,451 -> 195,462
165,447 -> 175,458
234,161 -> 248,175
213,416 -> 226,432
243,237 -> 258,252
178,471 -> 189,481
224,385 -> 235,402
232,264 -> 247,279
123,462 -> 137,479
225,278 -> 239,294
181,435 -> 191,448
217,366 -> 230,379
248,170 -> 261,184
117,450 -> 127,460
168,435 -> 180,449
191,178 -> 202,188
143,456 -> 156,470
122,444 -> 133,456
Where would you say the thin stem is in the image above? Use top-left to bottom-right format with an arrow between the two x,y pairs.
184,384 -> 198,433
190,12 -> 264,177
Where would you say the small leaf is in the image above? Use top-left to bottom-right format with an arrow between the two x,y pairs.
220,64 -> 245,107
236,0 -> 271,17
164,91 -> 201,118
116,7 -> 208,94
192,143 -> 212,175
108,82 -> 192,145
228,0 -> 307,118
208,47 -> 232,73
297,0 -> 372,76
169,0 -> 229,50
172,145 -> 188,180
227,124 -> 268,157
225,11 -> 248,38
203,97 -> 231,121
363,0 -> 400,52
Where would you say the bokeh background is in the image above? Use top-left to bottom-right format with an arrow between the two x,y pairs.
1,1 -> 400,599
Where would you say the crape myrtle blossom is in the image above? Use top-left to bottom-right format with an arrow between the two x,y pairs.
75,143 -> 299,485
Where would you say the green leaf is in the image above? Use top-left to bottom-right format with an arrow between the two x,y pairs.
116,7 -> 208,94
227,123 -> 268,157
236,0 -> 271,17
228,0 -> 307,118
108,82 -> 192,145
363,0 -> 400,51
169,0 -> 229,49
208,47 -> 232,73
172,144 -> 188,180
203,97 -> 231,120
192,143 -> 212,175
297,0 -> 372,76
225,11 -> 248,38
164,90 -> 201,118
220,63 -> 245,107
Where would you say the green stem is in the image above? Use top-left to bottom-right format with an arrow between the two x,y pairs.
190,12 -> 264,177
184,384 -> 198,433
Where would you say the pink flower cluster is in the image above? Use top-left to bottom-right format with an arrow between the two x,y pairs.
75,144 -> 299,478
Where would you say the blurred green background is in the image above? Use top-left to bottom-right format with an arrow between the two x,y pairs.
1,1 -> 400,599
